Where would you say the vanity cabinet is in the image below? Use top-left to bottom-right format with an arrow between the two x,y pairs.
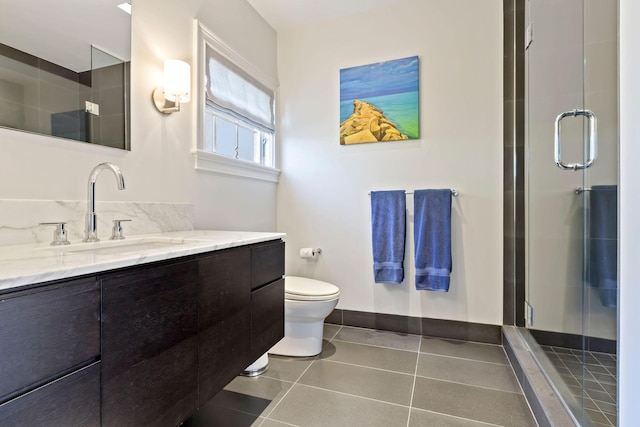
0,238 -> 284,426
100,259 -> 198,427
0,278 -> 101,426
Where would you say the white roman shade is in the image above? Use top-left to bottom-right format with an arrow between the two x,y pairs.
205,46 -> 274,132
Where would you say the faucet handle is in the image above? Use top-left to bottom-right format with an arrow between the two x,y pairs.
110,219 -> 132,240
39,222 -> 71,246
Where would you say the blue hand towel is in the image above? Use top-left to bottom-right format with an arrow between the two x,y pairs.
414,189 -> 452,291
589,185 -> 617,308
371,190 -> 406,284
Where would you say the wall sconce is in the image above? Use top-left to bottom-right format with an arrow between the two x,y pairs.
152,59 -> 191,114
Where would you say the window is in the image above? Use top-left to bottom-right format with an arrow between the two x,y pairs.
195,23 -> 279,182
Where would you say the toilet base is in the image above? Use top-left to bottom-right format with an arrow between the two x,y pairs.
269,319 -> 325,357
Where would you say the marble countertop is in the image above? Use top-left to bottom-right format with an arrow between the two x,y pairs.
0,230 -> 285,292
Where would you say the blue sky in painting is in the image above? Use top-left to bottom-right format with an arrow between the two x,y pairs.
340,56 -> 419,100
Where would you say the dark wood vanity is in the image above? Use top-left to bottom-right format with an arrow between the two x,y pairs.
0,239 -> 284,427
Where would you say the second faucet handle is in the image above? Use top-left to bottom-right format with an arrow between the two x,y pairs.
110,219 -> 132,240
40,222 -> 71,246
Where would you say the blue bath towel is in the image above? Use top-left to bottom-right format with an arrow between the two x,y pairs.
371,190 -> 406,284
589,185 -> 617,308
414,189 -> 452,291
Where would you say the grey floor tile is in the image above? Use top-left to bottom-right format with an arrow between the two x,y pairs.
412,377 -> 537,427
557,353 -> 581,363
586,388 -> 616,405
183,404 -> 263,427
586,364 -> 612,375
269,384 -> 409,427
263,355 -> 314,383
323,324 -> 340,340
583,370 -> 597,382
408,409 -> 498,427
568,385 -> 583,397
592,352 -> 615,362
560,374 -> 582,388
319,340 -> 417,374
584,356 -> 601,365
299,360 -> 414,405
420,337 -> 508,365
590,372 -> 616,385
260,419 -> 299,427
416,353 -> 521,393
583,397 -> 599,410
604,412 -> 617,426
595,400 -> 617,415
583,379 -> 606,392
333,326 -> 421,352
600,383 -> 616,395
599,359 -> 617,368
586,408 -> 613,425
221,376 -> 293,417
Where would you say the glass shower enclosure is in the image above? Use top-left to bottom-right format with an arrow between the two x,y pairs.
523,0 -> 618,425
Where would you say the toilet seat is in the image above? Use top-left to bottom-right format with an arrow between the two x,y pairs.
284,276 -> 340,301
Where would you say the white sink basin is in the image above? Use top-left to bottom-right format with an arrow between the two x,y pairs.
43,238 -> 207,256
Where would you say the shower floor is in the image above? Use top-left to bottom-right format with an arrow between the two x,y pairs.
541,345 -> 617,427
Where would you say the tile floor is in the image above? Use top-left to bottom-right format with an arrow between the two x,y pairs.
541,345 -> 617,427
185,325 -> 538,427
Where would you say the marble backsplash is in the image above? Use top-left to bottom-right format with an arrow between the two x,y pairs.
0,199 -> 194,246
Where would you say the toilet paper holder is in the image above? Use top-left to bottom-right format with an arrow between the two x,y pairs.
300,247 -> 322,259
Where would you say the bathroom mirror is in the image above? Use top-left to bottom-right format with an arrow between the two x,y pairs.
0,0 -> 131,150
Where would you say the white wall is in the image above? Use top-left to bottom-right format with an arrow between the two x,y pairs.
618,0 -> 640,424
276,0 -> 503,324
0,0 -> 278,234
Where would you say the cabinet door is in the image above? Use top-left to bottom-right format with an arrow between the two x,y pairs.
0,278 -> 100,403
197,246 -> 251,406
101,260 -> 198,427
0,362 -> 100,427
251,278 -> 284,359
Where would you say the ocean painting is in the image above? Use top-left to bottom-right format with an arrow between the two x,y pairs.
339,56 -> 419,145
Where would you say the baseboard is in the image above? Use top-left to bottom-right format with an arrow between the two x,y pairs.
530,329 -> 616,354
325,309 -> 502,345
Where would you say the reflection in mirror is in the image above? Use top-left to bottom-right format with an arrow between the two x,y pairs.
0,0 -> 131,150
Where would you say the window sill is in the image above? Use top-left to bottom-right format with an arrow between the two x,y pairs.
193,150 -> 281,183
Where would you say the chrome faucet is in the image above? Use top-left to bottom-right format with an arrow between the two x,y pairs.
84,162 -> 125,242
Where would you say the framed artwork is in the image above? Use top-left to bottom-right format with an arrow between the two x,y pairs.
339,56 -> 419,145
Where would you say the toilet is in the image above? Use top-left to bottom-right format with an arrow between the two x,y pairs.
269,276 -> 340,357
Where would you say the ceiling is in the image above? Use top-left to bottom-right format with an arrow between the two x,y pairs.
247,0 -> 403,31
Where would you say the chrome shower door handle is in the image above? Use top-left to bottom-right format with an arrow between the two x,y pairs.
554,109 -> 598,170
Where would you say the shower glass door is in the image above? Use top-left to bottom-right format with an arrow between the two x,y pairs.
525,0 -> 618,425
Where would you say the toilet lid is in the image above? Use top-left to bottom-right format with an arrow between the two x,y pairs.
285,276 -> 340,301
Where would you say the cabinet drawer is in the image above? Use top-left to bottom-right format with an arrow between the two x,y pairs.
0,362 -> 100,427
250,240 -> 284,289
251,278 -> 284,358
101,259 -> 198,380
0,279 -> 100,402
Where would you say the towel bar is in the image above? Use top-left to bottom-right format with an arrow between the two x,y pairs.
574,187 -> 592,194
368,189 -> 459,197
